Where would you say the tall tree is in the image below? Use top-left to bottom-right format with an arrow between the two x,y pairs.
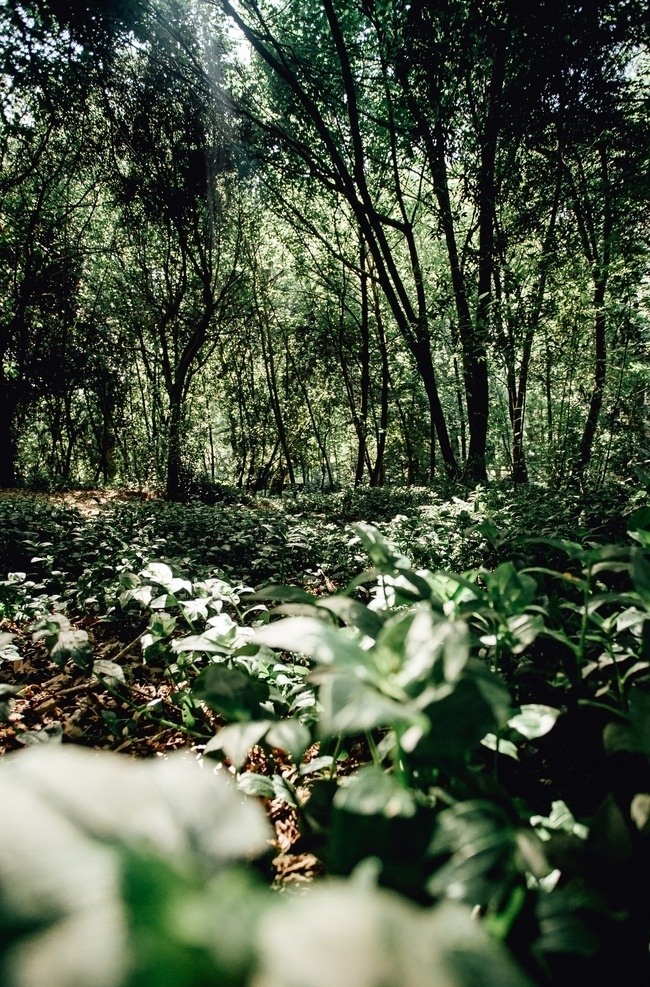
106,4 -> 246,498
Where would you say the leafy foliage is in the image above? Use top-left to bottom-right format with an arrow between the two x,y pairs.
2,488 -> 650,984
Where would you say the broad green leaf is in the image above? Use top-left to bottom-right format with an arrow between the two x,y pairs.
237,772 -> 275,799
485,563 -> 536,614
270,774 -> 298,807
266,719 -> 312,762
318,674 -> 425,738
204,721 -> 272,768
121,584 -> 155,608
179,597 -> 210,621
92,659 -> 125,685
192,665 -> 270,722
316,596 -> 384,640
51,629 -> 93,670
530,801 -> 588,840
256,887 -> 534,987
504,613 -> 544,654
375,569 -> 434,606
425,571 -> 483,609
616,607 -> 646,635
333,766 -> 416,818
16,722 -> 63,745
627,508 -> 650,547
147,612 -> 177,639
299,756 -> 334,776
0,683 -> 20,723
0,683 -> 21,697
254,617 -> 371,671
631,549 -> 650,610
172,633 -> 230,655
398,608 -> 469,692
413,661 -> 510,765
250,585 -> 316,604
0,746 -> 271,986
481,734 -> 519,760
508,705 -> 559,740
374,610 -> 416,675
141,561 -> 174,589
352,523 -> 410,569
427,801 -> 515,907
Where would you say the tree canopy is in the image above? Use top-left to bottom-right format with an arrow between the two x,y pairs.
0,0 -> 648,496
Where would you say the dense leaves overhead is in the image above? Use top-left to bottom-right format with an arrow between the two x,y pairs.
0,0 -> 649,493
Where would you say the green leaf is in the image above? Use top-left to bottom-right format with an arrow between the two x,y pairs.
508,704 -> 559,740
93,660 -> 125,685
16,723 -> 63,746
318,674 -> 426,738
254,616 -> 371,670
481,734 -> 519,760
427,801 -> 515,907
333,765 -> 416,818
352,523 -> 410,569
413,661 -> 510,766
628,508 -> 650,547
398,608 -> 469,692
271,774 -> 298,807
237,772 -> 275,799
316,596 -> 384,639
265,719 -> 312,762
631,549 -> 650,610
0,683 -> 21,698
250,585 -> 316,604
0,745 -> 272,987
192,665 -> 270,722
485,563 -> 536,613
503,613 -> 544,654
204,721 -> 271,768
172,623 -> 237,655
256,888 -> 534,987
299,756 -> 334,776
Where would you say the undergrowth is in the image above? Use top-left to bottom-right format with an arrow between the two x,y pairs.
1,481 -> 649,987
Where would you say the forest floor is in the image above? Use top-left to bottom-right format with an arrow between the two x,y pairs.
0,614 -> 324,887
0,487 -> 324,887
0,486 -> 161,513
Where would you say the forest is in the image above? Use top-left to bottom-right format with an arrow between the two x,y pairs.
1,1 -> 650,986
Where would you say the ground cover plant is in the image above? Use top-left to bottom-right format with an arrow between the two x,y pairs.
1,485 -> 650,986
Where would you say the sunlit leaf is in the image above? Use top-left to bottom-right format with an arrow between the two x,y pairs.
204,721 -> 271,768
319,674 -> 425,738
254,617 -> 371,670
508,704 -> 560,740
481,733 -> 519,759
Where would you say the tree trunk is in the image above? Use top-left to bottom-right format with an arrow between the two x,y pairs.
575,145 -> 612,483
369,275 -> 389,487
0,373 -> 17,488
165,389 -> 184,501
355,241 -> 371,486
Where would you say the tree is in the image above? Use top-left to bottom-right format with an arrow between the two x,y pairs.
0,49 -> 110,486
209,0 -> 650,486
106,4 -> 246,499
